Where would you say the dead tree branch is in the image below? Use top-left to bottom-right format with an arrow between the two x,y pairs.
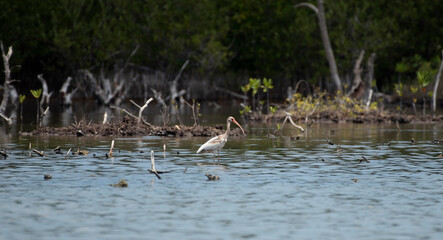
294,0 -> 342,91
214,86 -> 248,100
148,150 -> 161,179
275,111 -> 305,133
0,42 -> 15,125
37,74 -> 53,107
0,112 -> 12,125
182,97 -> 200,127
348,50 -> 365,98
60,76 -> 78,106
130,98 -> 154,125
110,98 -> 154,127
151,88 -> 167,109
39,106 -> 49,127
0,43 -> 12,114
432,50 -> 443,115
168,60 -> 189,103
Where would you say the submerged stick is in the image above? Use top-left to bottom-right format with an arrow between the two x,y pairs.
148,150 -> 161,179
285,111 -> 305,132
32,149 -> 46,157
65,148 -> 72,159
163,144 -> 166,159
108,140 -> 115,158
275,111 -> 305,133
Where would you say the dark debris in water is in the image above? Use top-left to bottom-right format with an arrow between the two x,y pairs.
53,146 -> 62,154
110,179 -> 128,188
0,149 -> 7,159
44,174 -> 52,180
359,156 -> 370,163
205,174 -> 220,181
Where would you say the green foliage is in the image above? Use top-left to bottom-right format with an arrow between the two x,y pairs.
241,84 -> 250,93
239,105 -> 251,115
249,78 -> 261,96
395,62 -> 409,73
261,78 -> 274,93
269,106 -> 277,114
30,89 -> 42,99
0,0 -> 442,92
285,89 -> 378,118
394,82 -> 403,97
19,94 -> 26,103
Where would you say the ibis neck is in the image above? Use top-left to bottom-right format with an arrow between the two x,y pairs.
226,120 -> 231,134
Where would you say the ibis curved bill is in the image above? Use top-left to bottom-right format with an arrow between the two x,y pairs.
197,116 -> 245,164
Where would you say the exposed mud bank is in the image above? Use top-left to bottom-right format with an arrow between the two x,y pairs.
26,116 -> 245,137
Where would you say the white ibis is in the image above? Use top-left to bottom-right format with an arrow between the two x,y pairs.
197,116 -> 245,164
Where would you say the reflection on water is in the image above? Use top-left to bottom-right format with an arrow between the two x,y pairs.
1,121 -> 443,239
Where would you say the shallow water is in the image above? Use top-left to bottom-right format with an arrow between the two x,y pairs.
1,122 -> 443,239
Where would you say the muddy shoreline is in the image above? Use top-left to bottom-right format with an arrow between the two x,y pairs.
25,117 -> 245,137
248,110 -> 443,124
23,111 -> 443,137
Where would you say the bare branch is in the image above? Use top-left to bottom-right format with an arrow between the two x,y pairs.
130,98 -> 154,125
294,2 -> 319,14
348,50 -> 365,98
103,112 -> 108,124
0,43 -> 12,114
169,60 -> 189,102
214,86 -> 248,100
286,113 -> 305,132
108,140 -> 115,158
37,74 -> 53,106
110,99 -> 153,127
0,112 -> 12,125
432,50 -> 443,114
149,150 -> 161,179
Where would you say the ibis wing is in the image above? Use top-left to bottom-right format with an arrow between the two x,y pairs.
197,136 -> 222,153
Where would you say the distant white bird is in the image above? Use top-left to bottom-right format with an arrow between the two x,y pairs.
197,116 -> 245,164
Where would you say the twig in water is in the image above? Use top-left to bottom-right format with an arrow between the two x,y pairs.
359,156 -> 370,163
107,140 -> 115,158
32,149 -> 46,157
65,148 -> 72,159
163,144 -> 166,160
274,111 -> 304,133
148,150 -> 161,179
53,146 -> 62,154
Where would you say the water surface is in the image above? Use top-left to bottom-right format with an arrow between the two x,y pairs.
1,122 -> 443,239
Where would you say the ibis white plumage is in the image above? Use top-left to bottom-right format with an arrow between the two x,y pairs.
197,116 -> 245,163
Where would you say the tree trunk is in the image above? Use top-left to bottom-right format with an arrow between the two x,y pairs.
317,0 -> 342,92
432,50 -> 443,115
348,50 -> 365,98
0,43 -> 12,114
294,0 -> 342,92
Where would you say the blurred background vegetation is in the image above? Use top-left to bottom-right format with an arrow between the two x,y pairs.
0,0 -> 442,99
